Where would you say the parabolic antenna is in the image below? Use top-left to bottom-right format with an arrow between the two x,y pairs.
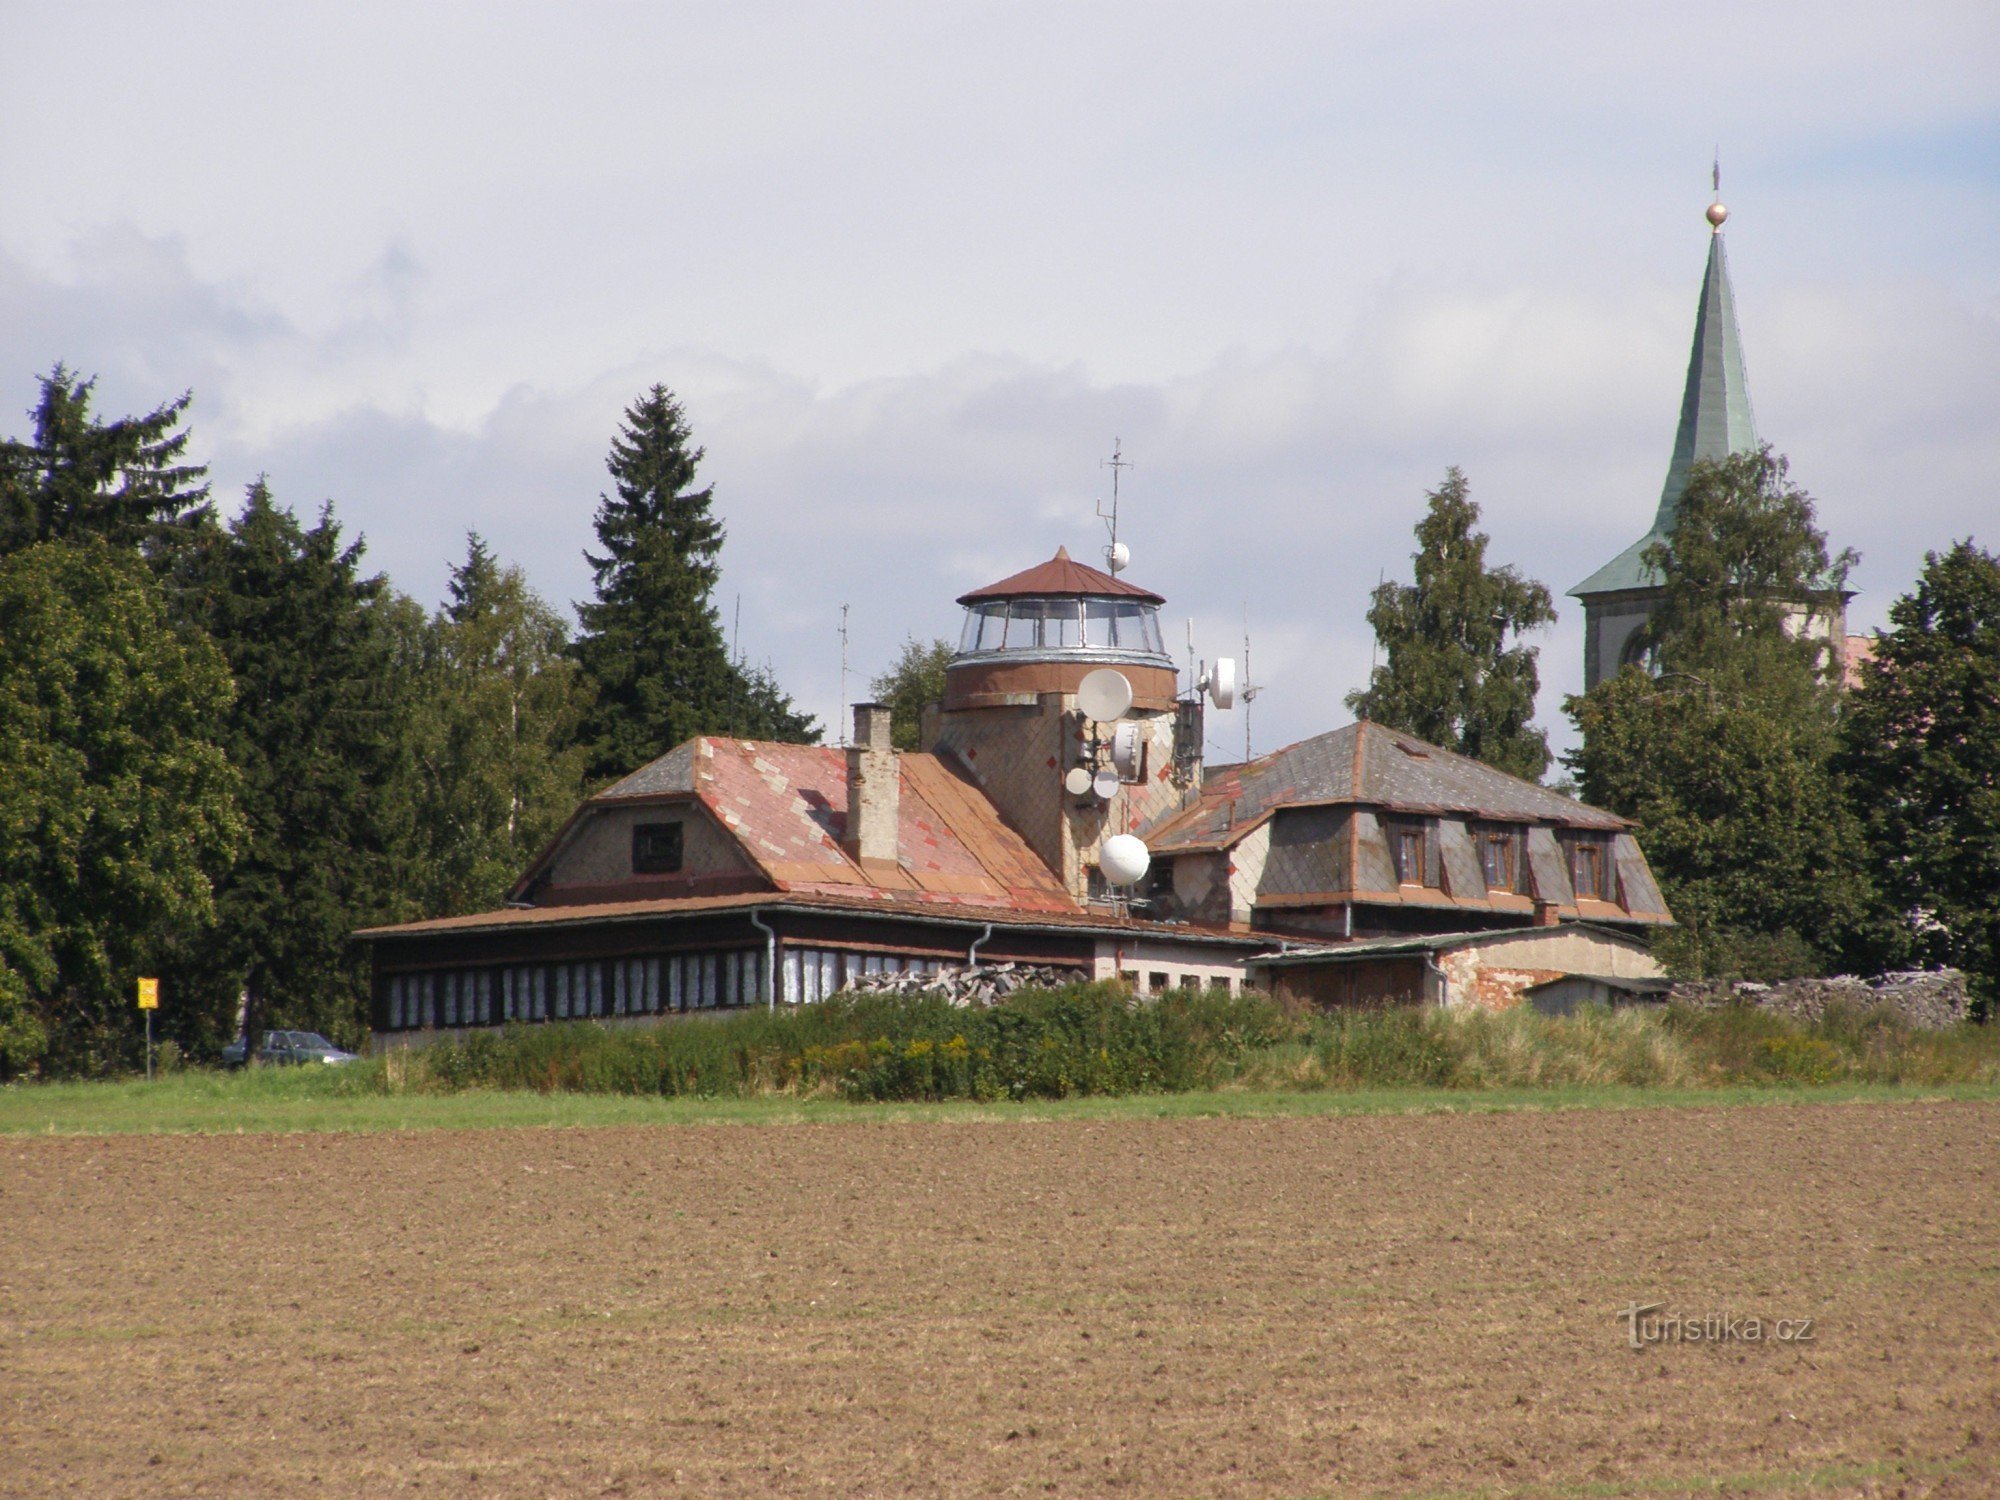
1091,768 -> 1122,801
1063,766 -> 1095,797
1099,834 -> 1151,886
1105,540 -> 1131,575
1111,721 -> 1143,780
1076,667 -> 1134,722
1206,656 -> 1238,710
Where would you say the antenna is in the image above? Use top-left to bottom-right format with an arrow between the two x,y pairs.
1097,439 -> 1132,573
1241,610 -> 1264,762
836,603 -> 850,747
1712,149 -> 1720,198
732,593 -> 742,664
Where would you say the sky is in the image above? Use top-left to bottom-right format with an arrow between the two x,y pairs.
4,1 -> 1996,767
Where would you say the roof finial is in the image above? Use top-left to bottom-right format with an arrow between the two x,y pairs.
1706,150 -> 1728,232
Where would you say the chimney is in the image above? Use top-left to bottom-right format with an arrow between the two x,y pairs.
844,704 -> 899,866
1532,898 -> 1561,928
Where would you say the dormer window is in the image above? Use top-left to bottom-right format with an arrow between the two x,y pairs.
1567,834 -> 1611,901
1476,825 -> 1523,892
1388,819 -> 1428,886
632,821 -> 684,875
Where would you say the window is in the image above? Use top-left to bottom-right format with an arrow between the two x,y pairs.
632,821 -> 684,874
1477,826 -> 1521,892
1569,837 -> 1610,901
1390,821 -> 1427,885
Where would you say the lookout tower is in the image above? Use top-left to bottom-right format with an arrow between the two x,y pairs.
924,547 -> 1201,903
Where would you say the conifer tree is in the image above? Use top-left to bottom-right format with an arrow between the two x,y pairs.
0,365 -> 210,555
573,386 -> 815,782
1839,540 -> 2000,1013
1346,468 -> 1556,780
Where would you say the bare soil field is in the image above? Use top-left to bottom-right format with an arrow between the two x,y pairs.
4,1100 -> 1997,1497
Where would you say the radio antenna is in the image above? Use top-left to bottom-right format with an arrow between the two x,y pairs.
1097,439 -> 1133,573
836,603 -> 850,746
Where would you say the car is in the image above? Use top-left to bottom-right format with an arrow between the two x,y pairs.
221,1030 -> 360,1068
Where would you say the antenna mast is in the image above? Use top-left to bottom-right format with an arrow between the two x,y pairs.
1241,610 -> 1264,762
1097,438 -> 1132,573
836,603 -> 850,746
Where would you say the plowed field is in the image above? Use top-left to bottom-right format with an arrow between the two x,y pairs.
4,1100 -> 1997,1496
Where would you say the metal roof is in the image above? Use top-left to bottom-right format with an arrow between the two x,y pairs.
1248,922 -> 1653,967
957,547 -> 1166,606
1143,720 -> 1627,854
1572,228 -> 1758,599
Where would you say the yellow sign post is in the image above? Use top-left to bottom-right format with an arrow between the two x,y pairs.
137,977 -> 159,1080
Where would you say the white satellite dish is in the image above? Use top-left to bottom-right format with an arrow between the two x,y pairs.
1205,656 -> 1238,710
1111,721 -> 1143,780
1105,540 -> 1131,575
1076,667 -> 1134,722
1099,833 -> 1151,886
1063,766 -> 1095,797
1091,768 -> 1122,801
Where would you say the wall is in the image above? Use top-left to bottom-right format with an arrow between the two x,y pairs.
1435,928 -> 1664,1012
544,801 -> 754,892
1090,936 -> 1252,992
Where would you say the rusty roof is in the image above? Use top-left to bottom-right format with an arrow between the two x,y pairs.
1142,721 -> 1629,853
956,546 -> 1166,606
548,737 -> 1076,914
356,886 -> 1266,947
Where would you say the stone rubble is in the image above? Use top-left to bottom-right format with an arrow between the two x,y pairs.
1667,969 -> 1969,1030
837,962 -> 1078,1008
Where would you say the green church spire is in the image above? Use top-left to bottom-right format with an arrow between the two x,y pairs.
1572,199 -> 1759,598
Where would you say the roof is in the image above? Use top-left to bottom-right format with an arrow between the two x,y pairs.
534,737 -> 1076,914
1248,922 -> 1654,967
1573,227 -> 1758,598
1142,721 -> 1628,854
356,886 -> 1268,948
957,546 -> 1166,606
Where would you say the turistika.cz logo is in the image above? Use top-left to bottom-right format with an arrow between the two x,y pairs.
1617,1302 -> 1815,1349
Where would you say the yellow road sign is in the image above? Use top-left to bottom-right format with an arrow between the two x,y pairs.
137,977 -> 159,1010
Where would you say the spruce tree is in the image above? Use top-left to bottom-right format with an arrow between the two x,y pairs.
1839,540 -> 2000,1013
573,386 -> 815,782
0,365 -> 210,555
1346,468 -> 1556,779
1565,449 -> 1872,979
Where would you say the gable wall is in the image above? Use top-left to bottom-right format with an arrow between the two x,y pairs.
546,801 -> 757,891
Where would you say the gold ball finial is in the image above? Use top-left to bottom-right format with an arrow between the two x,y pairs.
1706,200 -> 1729,231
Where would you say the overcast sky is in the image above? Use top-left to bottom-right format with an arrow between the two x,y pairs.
5,1 -> 1995,766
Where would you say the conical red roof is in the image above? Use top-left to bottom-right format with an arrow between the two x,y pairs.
956,546 -> 1165,606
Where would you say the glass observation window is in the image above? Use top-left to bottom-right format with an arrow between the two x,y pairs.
958,597 -> 1164,655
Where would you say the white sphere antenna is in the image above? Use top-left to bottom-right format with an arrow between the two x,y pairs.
1099,834 -> 1151,887
1105,540 -> 1130,575
1091,768 -> 1122,801
1076,667 -> 1134,722
1063,766 -> 1095,797
1205,656 -> 1237,710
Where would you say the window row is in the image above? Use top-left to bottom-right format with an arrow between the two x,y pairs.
958,598 -> 1167,656
1384,819 -> 1618,903
381,947 -> 959,1031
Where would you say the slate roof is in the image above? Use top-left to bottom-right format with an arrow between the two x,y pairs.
1141,721 -> 1629,854
1573,227 -> 1758,598
957,546 -> 1165,605
564,737 -> 1076,914
1248,922 -> 1655,966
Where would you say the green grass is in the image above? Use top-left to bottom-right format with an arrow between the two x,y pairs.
5,1063 -> 1998,1137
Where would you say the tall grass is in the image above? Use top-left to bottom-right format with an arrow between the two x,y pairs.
377,986 -> 2000,1102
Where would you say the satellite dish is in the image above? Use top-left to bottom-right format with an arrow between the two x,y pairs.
1111,721 -> 1143,780
1063,766 -> 1095,797
1206,656 -> 1237,710
1105,540 -> 1131,575
1076,667 -> 1134,722
1099,834 -> 1151,886
1091,768 -> 1122,801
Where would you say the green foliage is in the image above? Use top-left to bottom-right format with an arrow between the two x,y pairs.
1566,450 -> 1874,979
407,535 -> 590,915
1839,540 -> 2000,1015
573,386 -> 816,783
870,636 -> 955,751
0,542 -> 241,1077
1346,467 -> 1556,780
0,366 -> 211,555
160,483 -> 425,1053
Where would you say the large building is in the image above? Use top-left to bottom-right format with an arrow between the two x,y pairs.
1571,198 -> 1854,689
359,551 -> 1671,1035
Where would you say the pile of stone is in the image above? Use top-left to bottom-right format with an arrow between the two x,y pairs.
838,962 -> 1076,1008
1667,970 -> 1969,1030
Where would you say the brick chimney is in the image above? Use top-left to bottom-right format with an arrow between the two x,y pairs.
844,704 -> 899,866
1532,898 -> 1561,928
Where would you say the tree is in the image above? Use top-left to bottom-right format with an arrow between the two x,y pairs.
1839,540 -> 2000,1014
1565,449 -> 1873,979
409,535 -> 591,915
870,636 -> 955,751
0,365 -> 210,556
1346,467 -> 1556,780
572,386 -> 815,781
0,542 -> 241,1076
162,481 -> 425,1054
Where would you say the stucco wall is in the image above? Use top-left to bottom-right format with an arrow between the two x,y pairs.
547,802 -> 754,889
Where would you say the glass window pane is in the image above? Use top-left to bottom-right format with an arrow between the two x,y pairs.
1139,607 -> 1165,655
1083,600 -> 1115,647
1049,602 -> 1081,647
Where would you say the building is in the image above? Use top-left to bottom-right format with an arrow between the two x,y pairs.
358,550 -> 1671,1034
1571,197 -> 1854,690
